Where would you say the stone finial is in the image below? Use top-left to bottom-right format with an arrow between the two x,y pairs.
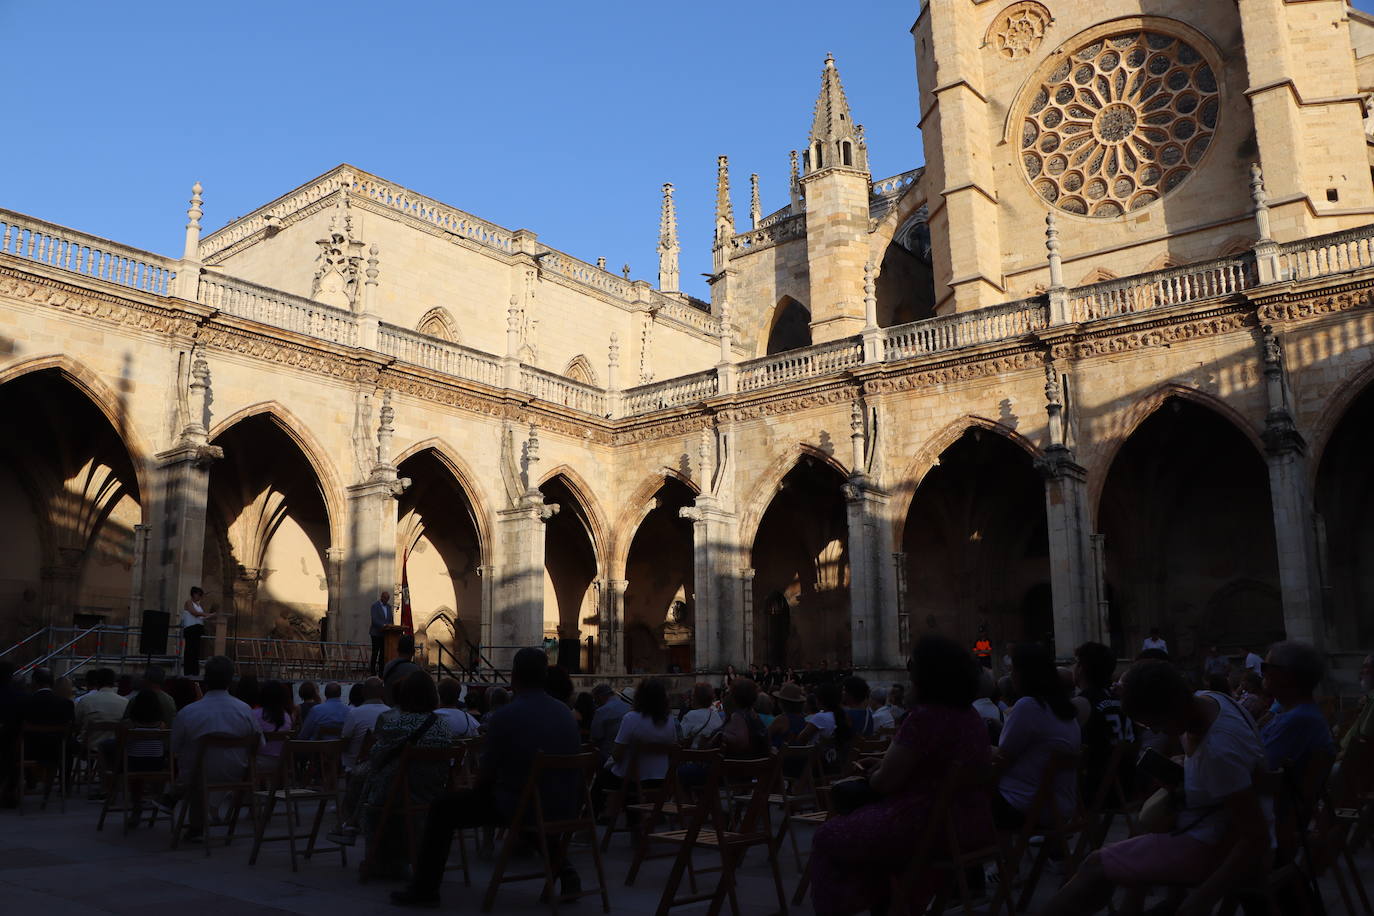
658,182 -> 680,293
186,348 -> 210,437
506,297 -> 521,358
750,173 -> 761,229
849,402 -> 866,474
621,263 -> 631,279
365,244 -> 379,286
1044,358 -> 1065,448
525,422 -> 542,493
1251,162 -> 1272,241
182,181 -> 204,262
608,331 -> 620,368
1261,324 -> 1282,368
789,150 -> 804,211
863,260 -> 878,329
698,427 -> 714,484
1046,211 -> 1064,289
596,256 -> 607,270
718,298 -> 734,364
377,389 -> 395,467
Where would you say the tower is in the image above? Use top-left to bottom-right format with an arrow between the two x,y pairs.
801,55 -> 873,343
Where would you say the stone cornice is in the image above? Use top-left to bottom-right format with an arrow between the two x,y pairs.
0,259 -> 202,341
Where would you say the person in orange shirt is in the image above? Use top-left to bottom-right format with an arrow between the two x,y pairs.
973,624 -> 993,670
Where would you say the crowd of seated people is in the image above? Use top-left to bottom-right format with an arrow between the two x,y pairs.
1,630 -> 1369,916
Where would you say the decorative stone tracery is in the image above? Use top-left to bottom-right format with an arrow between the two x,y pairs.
1021,29 -> 1220,218
988,2 -> 1052,60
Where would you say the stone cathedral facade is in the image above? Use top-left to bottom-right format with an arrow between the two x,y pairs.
5,1 -> 1374,683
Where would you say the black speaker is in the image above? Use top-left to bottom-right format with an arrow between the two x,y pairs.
139,610 -> 170,656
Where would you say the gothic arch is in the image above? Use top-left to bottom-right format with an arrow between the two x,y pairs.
1216,236 -> 1255,258
890,416 -> 1042,549
0,354 -> 153,498
763,297 -> 813,356
537,464 -> 610,567
1308,358 -> 1374,480
393,437 -> 495,558
740,443 -> 851,552
1077,267 -> 1120,286
609,467 -> 700,579
563,354 -> 599,386
869,185 -> 929,256
1086,383 -> 1266,516
208,401 -> 345,544
416,307 -> 460,342
1144,253 -> 1188,272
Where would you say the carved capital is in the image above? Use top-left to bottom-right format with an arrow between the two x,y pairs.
1034,445 -> 1086,482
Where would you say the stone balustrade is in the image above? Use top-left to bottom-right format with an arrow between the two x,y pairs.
621,370 -> 720,414
0,209 -> 176,295
871,168 -> 921,198
1279,224 -> 1374,281
376,323 -> 504,387
738,337 -> 864,391
199,273 -> 359,346
884,298 -> 1049,360
728,212 -> 807,258
520,365 -> 609,415
1067,254 -> 1255,322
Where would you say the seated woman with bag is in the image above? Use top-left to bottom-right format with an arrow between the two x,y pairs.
808,635 -> 994,916
1042,659 -> 1271,916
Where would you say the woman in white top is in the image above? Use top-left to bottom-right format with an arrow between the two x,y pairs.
609,678 -> 678,783
678,682 -> 722,748
435,677 -> 480,738
180,586 -> 215,677
993,643 -> 1081,829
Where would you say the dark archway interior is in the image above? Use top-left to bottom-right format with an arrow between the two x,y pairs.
205,415 -> 331,642
875,220 -> 936,328
766,298 -> 813,355
1098,399 -> 1282,661
0,370 -> 141,643
541,476 -> 598,672
397,450 -> 483,662
902,430 -> 1049,655
750,457 -> 850,667
622,477 -> 696,673
1316,381 -> 1374,646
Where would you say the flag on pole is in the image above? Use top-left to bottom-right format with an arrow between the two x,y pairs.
400,548 -> 414,635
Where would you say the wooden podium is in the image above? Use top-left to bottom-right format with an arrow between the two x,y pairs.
381,624 -> 405,665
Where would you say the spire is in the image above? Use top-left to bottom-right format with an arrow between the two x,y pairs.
658,182 -> 680,293
714,155 -> 734,241
750,173 -> 761,228
806,54 -> 867,174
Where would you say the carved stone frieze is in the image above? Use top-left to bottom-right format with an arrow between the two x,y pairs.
864,350 -> 1042,394
0,270 -> 198,338
718,384 -> 857,423
1255,287 -> 1374,324
197,326 -> 362,380
1070,312 -> 1251,358
614,413 -> 713,446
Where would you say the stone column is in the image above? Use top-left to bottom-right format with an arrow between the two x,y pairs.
341,481 -> 403,645
228,567 -> 260,654
322,546 -> 344,642
495,500 -> 554,665
680,501 -> 740,671
127,523 -> 151,627
1259,327 -> 1324,647
843,479 -> 897,669
40,551 -> 82,626
148,442 -> 220,619
1038,449 -> 1097,653
478,564 -> 496,659
740,568 -> 756,668
601,578 -> 627,674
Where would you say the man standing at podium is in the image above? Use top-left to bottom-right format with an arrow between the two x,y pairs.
369,591 -> 393,676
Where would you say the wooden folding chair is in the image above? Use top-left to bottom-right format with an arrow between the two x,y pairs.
482,751 -> 610,914
1072,739 -> 1140,859
752,744 -> 820,873
359,743 -> 470,884
625,747 -> 711,888
993,749 -> 1090,913
600,741 -> 675,851
249,738 -> 347,871
895,763 -> 1012,916
18,723 -> 70,814
650,754 -> 789,916
97,725 -> 173,834
171,733 -> 261,855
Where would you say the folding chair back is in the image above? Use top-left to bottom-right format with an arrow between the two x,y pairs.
173,733 -> 261,856
360,743 -> 468,882
995,748 -> 1088,913
600,740 -> 675,851
482,750 -> 610,914
18,723 -> 70,814
250,737 -> 347,871
97,725 -> 173,834
1074,738 -> 1140,856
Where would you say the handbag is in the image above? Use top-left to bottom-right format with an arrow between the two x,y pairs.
830,776 -> 882,815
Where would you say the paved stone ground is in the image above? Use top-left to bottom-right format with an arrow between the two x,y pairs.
0,795 -> 1370,914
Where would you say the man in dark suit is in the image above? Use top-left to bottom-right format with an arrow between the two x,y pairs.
369,591 -> 392,675
20,667 -> 75,772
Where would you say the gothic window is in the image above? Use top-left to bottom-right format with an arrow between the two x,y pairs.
1020,29 -> 1219,218
563,355 -> 598,386
416,307 -> 459,343
841,141 -> 853,167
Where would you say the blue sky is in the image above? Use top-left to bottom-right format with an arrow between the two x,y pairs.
3,2 -> 1372,301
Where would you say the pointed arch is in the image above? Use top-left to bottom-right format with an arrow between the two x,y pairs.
1087,384 -> 1267,520
1077,267 -> 1119,285
208,401 -> 345,544
1144,253 -> 1188,272
890,416 -> 1042,549
763,297 -> 812,356
393,437 -> 494,563
563,354 -> 599,387
609,467 -> 701,579
537,464 -> 611,565
416,307 -> 460,343
1216,236 -> 1255,258
740,443 -> 851,551
0,354 -> 152,499
1309,358 -> 1374,481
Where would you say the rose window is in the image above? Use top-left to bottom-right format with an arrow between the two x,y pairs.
1020,31 -> 1219,218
